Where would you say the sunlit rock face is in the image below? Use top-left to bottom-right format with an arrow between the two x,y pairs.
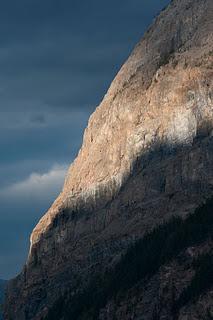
4,0 -> 213,319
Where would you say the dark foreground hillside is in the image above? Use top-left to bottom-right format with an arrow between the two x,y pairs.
45,198 -> 213,320
0,280 -> 6,320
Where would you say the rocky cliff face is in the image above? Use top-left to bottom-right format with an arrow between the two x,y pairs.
4,0 -> 213,319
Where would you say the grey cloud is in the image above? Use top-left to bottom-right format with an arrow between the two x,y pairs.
0,164 -> 68,204
0,0 -> 170,113
0,164 -> 68,279
30,114 -> 46,125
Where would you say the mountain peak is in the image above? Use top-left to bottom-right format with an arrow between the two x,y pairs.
30,0 -> 213,248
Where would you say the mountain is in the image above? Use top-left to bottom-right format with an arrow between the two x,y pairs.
4,0 -> 213,319
0,280 -> 6,320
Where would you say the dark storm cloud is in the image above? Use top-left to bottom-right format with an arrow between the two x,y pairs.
30,114 -> 46,124
0,0 -> 170,112
0,0 -> 170,279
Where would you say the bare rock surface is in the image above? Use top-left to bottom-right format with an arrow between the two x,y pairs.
4,0 -> 213,319
98,241 -> 213,320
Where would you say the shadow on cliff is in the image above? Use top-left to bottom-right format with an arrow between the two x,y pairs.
5,121 -> 213,320
45,193 -> 213,320
43,123 -> 213,320
47,119 -> 213,229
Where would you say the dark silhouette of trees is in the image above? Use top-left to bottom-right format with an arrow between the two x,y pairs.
45,197 -> 213,320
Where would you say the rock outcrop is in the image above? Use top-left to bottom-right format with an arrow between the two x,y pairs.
4,0 -> 213,319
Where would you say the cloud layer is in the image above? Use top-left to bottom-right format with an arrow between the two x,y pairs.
0,164 -> 67,202
0,164 -> 67,279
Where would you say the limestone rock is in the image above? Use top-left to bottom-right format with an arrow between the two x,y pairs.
4,0 -> 213,319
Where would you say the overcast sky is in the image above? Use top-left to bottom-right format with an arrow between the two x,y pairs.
0,0 -> 170,280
